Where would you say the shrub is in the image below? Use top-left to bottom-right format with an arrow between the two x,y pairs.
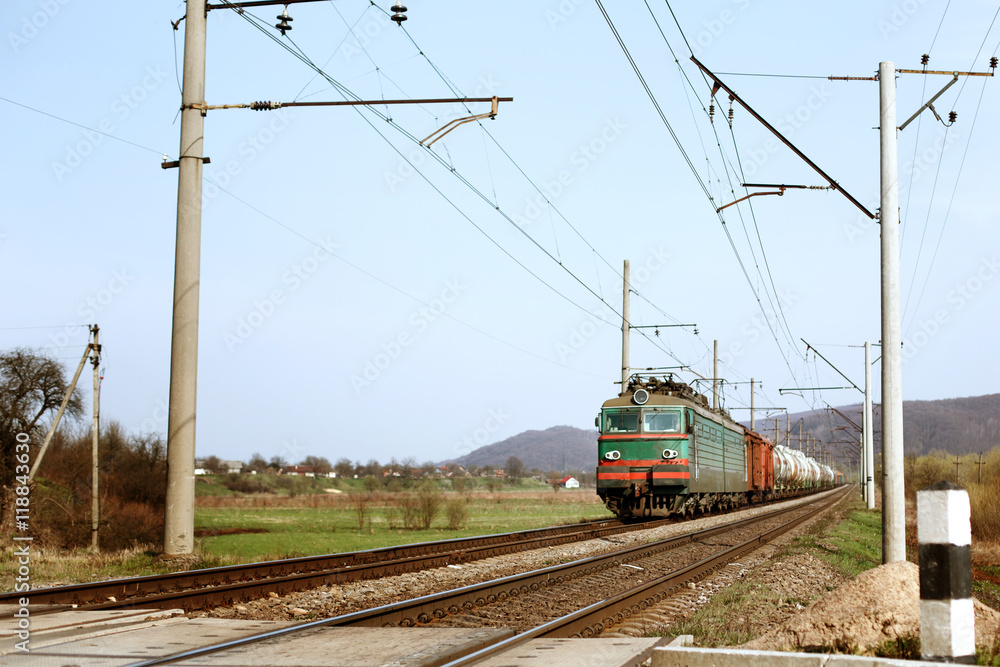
395,494 -> 420,530
445,498 -> 469,530
221,473 -> 267,494
100,498 -> 164,550
349,492 -> 371,531
273,475 -> 308,497
415,481 -> 442,530
907,455 -> 952,498
30,423 -> 168,550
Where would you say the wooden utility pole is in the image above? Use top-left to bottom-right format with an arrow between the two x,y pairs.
29,334 -> 94,482
978,452 -> 984,484
954,456 -> 962,484
90,325 -> 101,552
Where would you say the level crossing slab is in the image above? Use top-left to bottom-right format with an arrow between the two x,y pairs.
471,637 -> 667,667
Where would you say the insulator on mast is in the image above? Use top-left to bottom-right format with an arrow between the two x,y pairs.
391,3 -> 407,24
275,6 -> 292,35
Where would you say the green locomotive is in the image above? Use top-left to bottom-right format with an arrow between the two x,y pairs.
597,374 -> 839,517
597,375 -> 748,517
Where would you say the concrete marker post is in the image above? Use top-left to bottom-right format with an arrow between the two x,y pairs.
918,480 -> 974,663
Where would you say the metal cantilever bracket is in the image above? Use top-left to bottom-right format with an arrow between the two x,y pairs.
162,156 -> 211,169
421,96 -> 500,146
716,188 -> 784,212
898,74 -> 958,130
715,183 -> 833,213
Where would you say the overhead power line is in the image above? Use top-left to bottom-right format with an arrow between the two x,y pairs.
223,2 -> 695,366
597,0 -> 808,386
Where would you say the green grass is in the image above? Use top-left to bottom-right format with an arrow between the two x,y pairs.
194,478 -> 239,496
974,565 -> 1000,612
669,577 -> 777,646
0,488 -> 610,588
791,507 -> 883,578
194,491 -> 612,559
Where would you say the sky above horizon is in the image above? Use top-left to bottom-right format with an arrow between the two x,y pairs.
3,0 -> 999,469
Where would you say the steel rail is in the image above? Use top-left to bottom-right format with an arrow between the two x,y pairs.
0,517 -> 657,611
120,489 -> 844,667
68,524 -> 649,612
4,489 -> 830,612
439,487 -> 850,666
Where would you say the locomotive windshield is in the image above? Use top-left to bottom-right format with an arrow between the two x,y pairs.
642,409 -> 681,433
604,409 -> 639,433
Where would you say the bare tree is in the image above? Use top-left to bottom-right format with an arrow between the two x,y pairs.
350,492 -> 371,531
358,458 -> 383,478
400,456 -> 417,478
333,457 -> 354,478
246,452 -> 268,474
202,455 -> 222,474
505,456 -> 525,484
548,470 -> 563,492
0,348 -> 84,492
301,455 -> 332,475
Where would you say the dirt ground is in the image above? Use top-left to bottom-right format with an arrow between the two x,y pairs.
744,560 -> 1000,654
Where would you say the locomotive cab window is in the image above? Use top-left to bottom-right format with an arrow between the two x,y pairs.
604,409 -> 639,433
642,409 -> 681,433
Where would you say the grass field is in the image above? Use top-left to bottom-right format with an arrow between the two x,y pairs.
194,489 -> 612,559
0,488 -> 612,588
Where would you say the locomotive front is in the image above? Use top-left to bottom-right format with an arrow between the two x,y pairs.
596,378 -> 695,516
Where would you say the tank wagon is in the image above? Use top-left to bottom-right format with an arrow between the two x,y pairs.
596,375 -> 840,518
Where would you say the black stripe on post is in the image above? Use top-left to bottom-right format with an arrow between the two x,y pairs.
919,543 -> 972,601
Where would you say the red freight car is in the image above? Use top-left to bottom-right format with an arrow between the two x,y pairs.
745,430 -> 774,503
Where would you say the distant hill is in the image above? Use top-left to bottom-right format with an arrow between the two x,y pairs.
447,425 -> 597,472
754,393 -> 1000,456
448,394 -> 998,474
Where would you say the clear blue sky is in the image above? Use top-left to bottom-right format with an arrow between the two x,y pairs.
3,1 -> 998,467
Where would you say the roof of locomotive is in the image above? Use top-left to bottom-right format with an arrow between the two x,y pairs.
601,375 -> 744,431
601,392 -> 696,408
601,375 -> 709,408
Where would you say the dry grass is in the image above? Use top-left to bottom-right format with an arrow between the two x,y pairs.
970,483 -> 1000,545
903,449 -> 1000,553
0,543 -> 246,590
194,488 -> 596,509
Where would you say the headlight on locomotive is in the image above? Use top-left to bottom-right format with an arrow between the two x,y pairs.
604,450 -> 621,461
662,449 -> 678,460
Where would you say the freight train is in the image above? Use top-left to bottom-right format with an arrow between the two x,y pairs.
596,374 -> 842,518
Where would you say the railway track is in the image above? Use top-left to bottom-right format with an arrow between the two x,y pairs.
1,516 -> 672,612
117,487 -> 848,667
